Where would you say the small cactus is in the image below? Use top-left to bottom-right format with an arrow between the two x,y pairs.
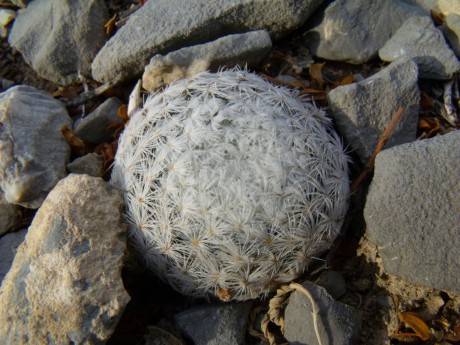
112,70 -> 349,301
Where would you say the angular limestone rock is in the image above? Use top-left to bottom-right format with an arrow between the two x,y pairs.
92,0 -> 323,83
0,85 -> 72,209
379,16 -> 460,79
9,0 -> 109,85
364,131 -> 460,294
0,174 -> 130,344
327,59 -> 420,162
142,31 -> 272,91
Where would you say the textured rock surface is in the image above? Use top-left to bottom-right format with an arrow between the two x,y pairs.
327,59 -> 420,162
92,0 -> 323,83
174,302 -> 252,345
379,16 -> 460,79
0,9 -> 15,39
67,153 -> 104,177
316,270 -> 347,300
407,0 -> 460,16
442,14 -> 460,57
0,229 -> 26,286
0,174 -> 130,344
9,0 -> 109,85
74,97 -> 122,145
304,0 -> 426,64
284,281 -> 361,345
0,85 -> 72,208
364,131 -> 460,294
0,192 -> 19,236
142,30 -> 272,91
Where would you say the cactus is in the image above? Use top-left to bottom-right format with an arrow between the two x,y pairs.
112,70 -> 349,301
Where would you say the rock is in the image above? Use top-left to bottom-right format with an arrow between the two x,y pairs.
284,281 -> 361,345
67,153 -> 104,177
327,59 -> 420,162
304,0 -> 426,64
379,16 -> 460,79
442,14 -> 460,57
0,229 -> 26,286
316,270 -> 347,299
0,174 -> 130,344
9,0 -> 109,85
0,192 -> 19,236
0,9 -> 16,39
74,97 -> 123,145
174,302 -> 252,345
364,131 -> 460,294
0,85 -> 72,209
406,0 -> 460,16
92,0 -> 323,83
142,30 -> 272,91
9,0 -> 28,8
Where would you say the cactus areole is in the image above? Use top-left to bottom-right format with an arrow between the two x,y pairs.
112,70 -> 349,301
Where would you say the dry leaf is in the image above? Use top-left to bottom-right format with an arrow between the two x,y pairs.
61,124 -> 86,154
104,14 -> 118,37
118,104 -> 129,122
310,63 -> 326,89
399,312 -> 431,341
52,85 -> 82,99
216,287 -> 232,302
299,88 -> 327,101
430,10 -> 445,26
336,75 -> 354,86
420,92 -> 435,109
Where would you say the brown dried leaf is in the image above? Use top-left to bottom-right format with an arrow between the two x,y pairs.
336,75 -> 354,86
216,287 -> 232,302
299,88 -> 327,101
61,124 -> 85,154
118,104 -> 129,122
399,312 -> 431,341
104,14 -> 118,37
310,63 -> 326,89
430,10 -> 445,26
420,92 -> 435,109
52,85 -> 82,99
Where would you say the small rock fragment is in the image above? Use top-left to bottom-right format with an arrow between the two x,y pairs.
0,228 -> 26,286
0,9 -> 16,39
67,153 -> 104,177
0,85 -> 72,208
364,131 -> 460,294
379,16 -> 460,79
284,281 -> 361,345
9,0 -> 109,85
0,174 -> 130,344
174,302 -> 252,345
92,0 -> 324,83
316,270 -> 347,299
74,97 -> 123,145
0,192 -> 19,236
304,0 -> 426,64
142,31 -> 272,91
327,59 -> 420,162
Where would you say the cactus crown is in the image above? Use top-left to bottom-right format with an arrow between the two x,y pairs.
112,70 -> 349,301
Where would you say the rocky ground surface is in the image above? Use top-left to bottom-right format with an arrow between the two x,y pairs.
0,0 -> 459,344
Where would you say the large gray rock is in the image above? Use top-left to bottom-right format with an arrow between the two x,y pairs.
284,281 -> 361,345
0,229 -> 26,286
364,131 -> 460,294
304,0 -> 426,64
379,16 -> 460,79
0,192 -> 19,236
0,85 -> 72,209
142,30 -> 272,91
74,97 -> 122,145
327,59 -> 420,162
9,0 -> 109,85
174,302 -> 252,345
92,0 -> 323,83
0,174 -> 130,344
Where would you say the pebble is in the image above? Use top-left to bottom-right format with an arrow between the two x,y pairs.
0,229 -> 26,286
9,0 -> 109,85
364,130 -> 460,294
67,153 -> 104,178
0,85 -> 72,209
0,174 -> 130,344
379,16 -> 460,79
327,59 -> 420,162
142,30 -> 272,91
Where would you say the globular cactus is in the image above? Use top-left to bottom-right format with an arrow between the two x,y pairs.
112,70 -> 349,301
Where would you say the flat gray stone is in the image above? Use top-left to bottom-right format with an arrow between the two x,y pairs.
74,97 -> 123,145
0,229 -> 26,286
0,85 -> 72,209
284,281 -> 361,345
0,192 -> 19,236
442,14 -> 460,57
9,0 -> 108,85
67,153 -> 104,178
364,131 -> 460,294
142,30 -> 272,91
0,174 -> 130,344
174,302 -> 252,345
379,16 -> 460,79
92,0 -> 323,83
304,0 -> 426,64
327,59 -> 420,162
